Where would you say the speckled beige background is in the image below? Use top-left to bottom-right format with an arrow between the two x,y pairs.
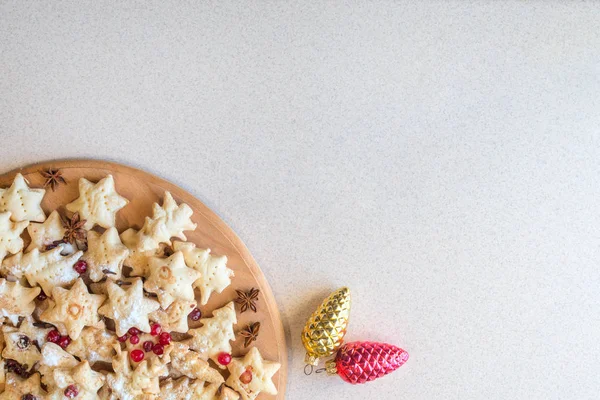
1,1 -> 600,399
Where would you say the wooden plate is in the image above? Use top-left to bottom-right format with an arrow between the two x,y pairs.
0,159 -> 287,399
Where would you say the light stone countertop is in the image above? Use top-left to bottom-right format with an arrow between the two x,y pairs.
1,2 -> 599,399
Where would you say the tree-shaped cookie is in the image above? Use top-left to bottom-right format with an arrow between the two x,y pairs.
98,278 -> 160,337
163,342 -> 224,384
225,347 -> 281,400
137,192 -> 197,252
38,343 -> 79,389
51,360 -> 105,399
0,212 -> 27,264
120,228 -> 155,277
173,241 -> 234,305
184,301 -> 237,369
0,278 -> 40,325
0,173 -> 46,223
157,377 -> 224,400
66,175 -> 128,229
67,321 -> 118,365
40,278 -> 106,340
26,210 -> 66,252
0,373 -> 47,400
149,299 -> 196,333
21,246 -> 84,297
83,227 -> 129,282
106,345 -> 168,398
143,252 -> 201,309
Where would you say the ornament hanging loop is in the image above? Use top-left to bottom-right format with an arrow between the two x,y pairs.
304,364 -> 314,376
315,368 -> 326,374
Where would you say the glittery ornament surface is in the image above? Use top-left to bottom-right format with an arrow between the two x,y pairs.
301,287 -> 351,365
326,341 -> 409,384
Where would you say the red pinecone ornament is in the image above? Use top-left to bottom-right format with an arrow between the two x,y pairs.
326,341 -> 409,384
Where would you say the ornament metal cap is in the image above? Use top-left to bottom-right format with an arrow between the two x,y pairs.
301,287 -> 351,366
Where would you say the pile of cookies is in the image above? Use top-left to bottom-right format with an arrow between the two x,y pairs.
0,172 -> 280,400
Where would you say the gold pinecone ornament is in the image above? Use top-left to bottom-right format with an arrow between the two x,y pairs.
301,287 -> 351,366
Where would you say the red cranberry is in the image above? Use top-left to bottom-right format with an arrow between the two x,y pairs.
152,344 -> 164,355
158,332 -> 171,345
36,291 -> 47,301
46,330 -> 61,343
130,349 -> 144,362
188,308 -> 202,321
129,335 -> 139,345
217,352 -> 232,366
150,323 -> 162,336
64,384 -> 78,398
57,336 -> 71,349
117,334 -> 128,342
73,260 -> 88,274
128,327 -> 140,336
143,341 -> 154,352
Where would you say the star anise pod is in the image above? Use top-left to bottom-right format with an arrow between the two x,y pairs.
239,322 -> 260,348
235,288 -> 260,313
62,212 -> 87,245
40,168 -> 66,192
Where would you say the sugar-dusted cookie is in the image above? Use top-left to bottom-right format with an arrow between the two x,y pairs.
132,357 -> 169,395
0,252 -> 28,286
26,210 -> 66,252
98,278 -> 160,337
21,245 -> 84,297
163,342 -> 224,384
149,299 -> 195,333
0,173 -> 46,223
66,321 -> 118,365
144,252 -> 201,309
225,347 -> 281,400
107,345 -> 168,398
0,212 -> 27,264
83,227 -> 129,282
2,325 -> 42,368
120,228 -> 155,277
66,175 -> 128,229
51,360 -> 105,399
184,302 -> 237,369
173,241 -> 234,305
38,342 -> 79,389
40,278 -> 106,340
0,373 -> 47,400
137,192 -> 197,252
0,278 -> 40,325
157,377 -> 222,400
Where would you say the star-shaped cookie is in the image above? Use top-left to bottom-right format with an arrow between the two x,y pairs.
52,360 -> 105,399
149,299 -> 195,333
26,210 -> 66,252
225,347 -> 281,400
66,175 -> 128,229
2,325 -> 41,369
137,192 -> 197,252
40,278 -> 106,340
0,252 -> 28,285
0,278 -> 40,325
184,301 -> 237,368
21,246 -> 84,297
0,212 -> 27,263
67,321 -> 118,365
83,227 -> 129,282
173,241 -> 234,305
0,173 -> 46,223
143,251 -> 201,309
0,373 -> 46,400
98,278 -> 160,337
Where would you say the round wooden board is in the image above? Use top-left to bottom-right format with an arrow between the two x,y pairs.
0,159 -> 287,400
